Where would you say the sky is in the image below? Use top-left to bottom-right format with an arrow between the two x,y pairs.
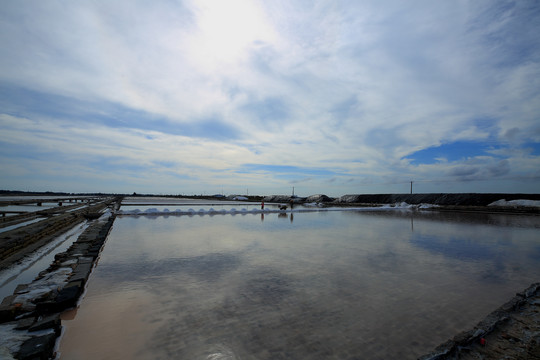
1,0 -> 539,197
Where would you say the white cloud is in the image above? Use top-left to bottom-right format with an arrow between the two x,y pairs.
1,0 -> 539,194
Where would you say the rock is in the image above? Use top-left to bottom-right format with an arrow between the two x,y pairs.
15,317 -> 36,330
28,314 -> 60,332
17,333 -> 57,360
453,329 -> 475,343
0,302 -> 22,323
54,252 -> 69,261
0,346 -> 16,360
35,301 -> 58,314
472,328 -> 486,338
69,262 -> 93,284
13,284 -> 29,294
501,296 -> 523,312
517,283 -> 540,298
1,294 -> 16,306
55,281 -> 83,309
69,243 -> 90,253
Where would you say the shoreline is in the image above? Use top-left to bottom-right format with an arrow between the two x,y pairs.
0,209 -> 117,359
0,198 -> 119,359
419,283 -> 540,359
0,200 -> 116,271
0,195 -> 538,358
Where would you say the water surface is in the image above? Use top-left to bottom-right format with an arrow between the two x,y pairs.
59,210 -> 540,359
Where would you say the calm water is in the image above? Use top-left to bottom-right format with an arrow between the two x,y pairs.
0,203 -> 57,215
59,210 -> 540,359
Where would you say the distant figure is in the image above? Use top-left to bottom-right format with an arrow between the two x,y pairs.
261,201 -> 264,210
289,199 -> 294,210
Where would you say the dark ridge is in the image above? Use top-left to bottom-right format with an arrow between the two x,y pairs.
339,193 -> 540,206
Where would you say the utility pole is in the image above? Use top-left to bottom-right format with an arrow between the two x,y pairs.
410,181 -> 413,194
292,186 -> 295,197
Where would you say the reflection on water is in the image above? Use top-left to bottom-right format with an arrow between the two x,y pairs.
59,211 -> 540,359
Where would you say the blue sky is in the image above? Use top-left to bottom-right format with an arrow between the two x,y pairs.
1,0 -> 539,196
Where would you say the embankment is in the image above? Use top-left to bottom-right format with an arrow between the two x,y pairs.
0,200 -> 115,271
0,203 -> 118,359
262,193 -> 540,213
337,193 -> 540,206
419,283 -> 540,359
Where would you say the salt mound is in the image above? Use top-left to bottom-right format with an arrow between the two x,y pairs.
488,199 -> 540,207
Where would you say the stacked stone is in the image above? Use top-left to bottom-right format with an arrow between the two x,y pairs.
0,211 -> 116,360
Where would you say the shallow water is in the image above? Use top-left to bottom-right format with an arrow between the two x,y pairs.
59,210 -> 540,359
0,222 -> 89,300
0,203 -> 57,214
120,203 -> 265,213
0,217 -> 47,234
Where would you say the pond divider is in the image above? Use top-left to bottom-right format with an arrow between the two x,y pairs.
0,209 -> 117,359
419,282 -> 540,359
0,200 -> 115,270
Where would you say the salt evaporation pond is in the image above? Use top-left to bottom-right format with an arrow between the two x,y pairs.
58,209 -> 540,359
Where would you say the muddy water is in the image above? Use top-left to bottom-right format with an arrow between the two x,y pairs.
58,210 -> 540,359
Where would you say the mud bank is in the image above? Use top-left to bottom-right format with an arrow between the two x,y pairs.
0,210 -> 116,359
419,283 -> 540,359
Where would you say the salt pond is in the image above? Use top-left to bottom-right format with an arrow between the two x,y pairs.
59,208 -> 540,359
0,221 -> 90,300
